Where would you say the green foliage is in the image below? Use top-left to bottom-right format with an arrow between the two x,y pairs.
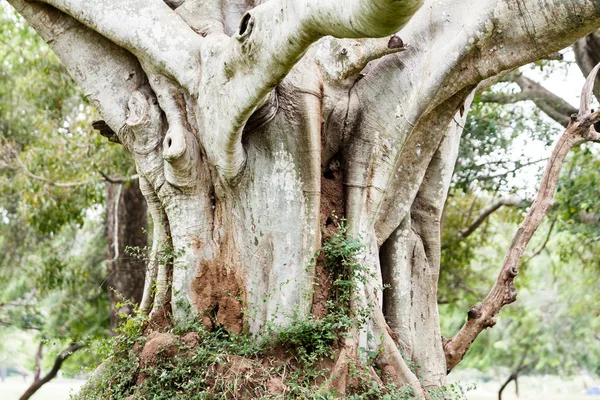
0,6 -> 135,235
0,6 -> 137,377
440,64 -> 600,379
454,97 -> 557,193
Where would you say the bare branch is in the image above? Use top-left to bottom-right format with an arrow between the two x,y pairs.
444,64 -> 600,372
1,151 -> 93,187
480,75 -> 578,127
19,343 -> 85,400
459,195 -> 528,239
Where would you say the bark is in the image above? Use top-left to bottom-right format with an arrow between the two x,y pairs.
7,0 -> 600,394
19,343 -> 85,400
105,180 -> 148,329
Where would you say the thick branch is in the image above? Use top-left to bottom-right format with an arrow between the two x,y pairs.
202,0 -> 422,179
37,0 -> 201,90
444,65 -> 600,372
19,343 -> 85,400
7,0 -> 147,136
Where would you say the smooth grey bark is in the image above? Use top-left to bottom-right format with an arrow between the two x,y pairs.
7,0 -> 600,394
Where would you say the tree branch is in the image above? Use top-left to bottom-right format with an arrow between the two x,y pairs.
19,343 -> 85,400
444,63 -> 600,372
36,0 -> 202,90
480,75 -> 578,127
33,341 -> 43,382
200,0 -> 422,179
574,29 -> 600,101
7,0 -> 147,136
0,150 -> 92,187
459,195 -> 528,239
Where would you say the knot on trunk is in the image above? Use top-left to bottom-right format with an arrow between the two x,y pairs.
387,35 -> 404,49
467,305 -> 482,320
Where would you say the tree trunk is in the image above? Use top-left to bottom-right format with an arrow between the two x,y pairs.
7,0 -> 600,394
105,180 -> 148,329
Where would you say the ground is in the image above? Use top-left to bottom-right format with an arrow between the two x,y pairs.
0,374 -> 597,399
0,377 -> 85,400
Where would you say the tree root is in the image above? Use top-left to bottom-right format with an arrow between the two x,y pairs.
372,305 -> 427,399
322,336 -> 357,395
321,307 -> 426,398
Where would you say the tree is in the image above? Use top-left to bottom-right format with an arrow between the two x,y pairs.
0,4 -> 147,328
0,8 -> 149,396
5,0 -> 600,397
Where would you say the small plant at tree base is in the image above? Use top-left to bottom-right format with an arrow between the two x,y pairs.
74,221 -> 474,399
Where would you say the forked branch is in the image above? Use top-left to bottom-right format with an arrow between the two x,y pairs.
204,0 -> 421,179
444,63 -> 600,372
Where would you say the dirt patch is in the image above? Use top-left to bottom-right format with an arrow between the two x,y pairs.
190,257 -> 245,334
181,331 -> 200,349
311,260 -> 332,319
143,304 -> 172,335
266,377 -> 287,395
137,332 -> 179,384
320,157 -> 344,235
313,156 -> 344,318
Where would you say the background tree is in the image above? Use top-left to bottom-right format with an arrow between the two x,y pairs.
0,6 -> 150,397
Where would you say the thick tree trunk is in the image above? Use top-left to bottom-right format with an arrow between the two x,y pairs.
8,0 -> 600,394
105,180 -> 147,329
